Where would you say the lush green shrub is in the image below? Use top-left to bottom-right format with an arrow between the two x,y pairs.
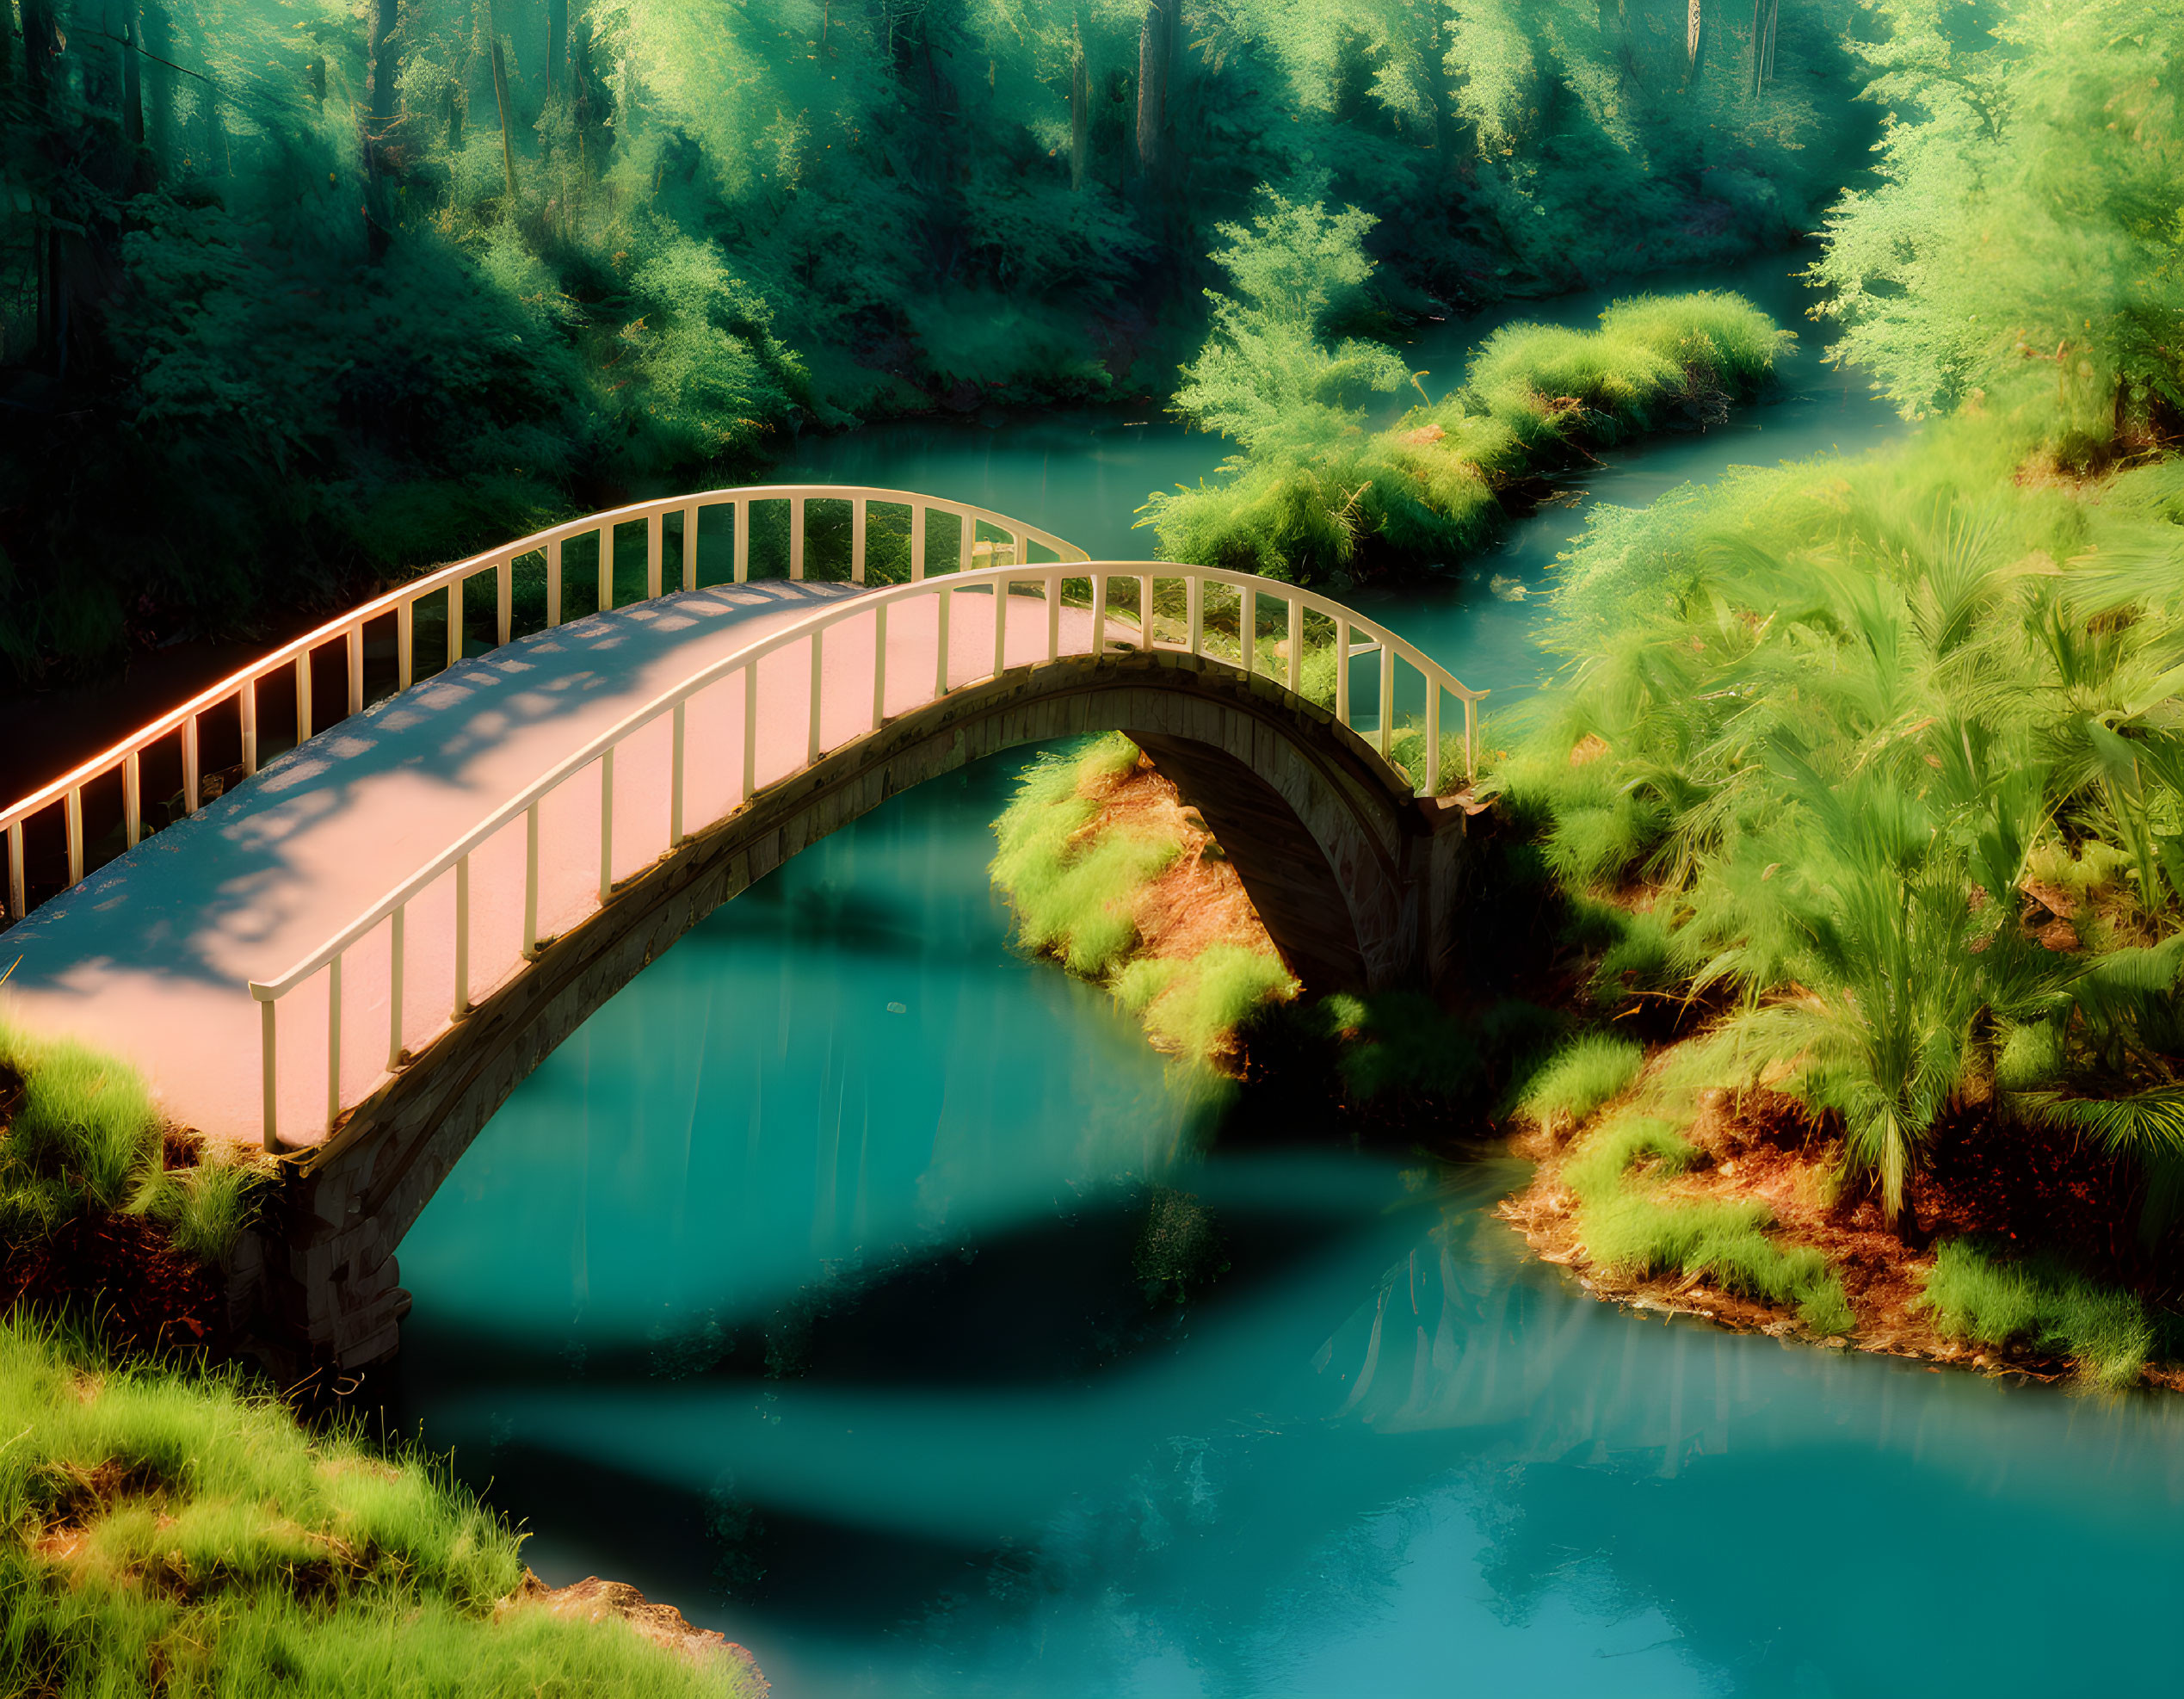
1144,263 -> 1787,587
1915,1239 -> 2153,1392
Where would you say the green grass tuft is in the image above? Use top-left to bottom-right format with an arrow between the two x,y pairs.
990,739 -> 1181,977
1915,1239 -> 2152,1391
1516,1033 -> 1645,1127
1563,1109 -> 1854,1335
0,1317 -> 760,1696
1134,945 -> 1299,1060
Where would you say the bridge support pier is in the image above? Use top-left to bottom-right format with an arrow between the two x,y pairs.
233,649 -> 1478,1378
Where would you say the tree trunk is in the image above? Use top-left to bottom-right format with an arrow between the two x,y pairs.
1134,0 -> 1168,181
1069,10 -> 1088,192
546,0 -> 566,102
488,0 -> 520,209
361,0 -> 400,256
19,0 -> 50,110
123,10 -> 144,149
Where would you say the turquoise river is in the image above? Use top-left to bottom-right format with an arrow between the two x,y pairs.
385,254 -> 2184,1697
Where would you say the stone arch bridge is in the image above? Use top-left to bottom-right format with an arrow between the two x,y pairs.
0,485 -> 1486,1371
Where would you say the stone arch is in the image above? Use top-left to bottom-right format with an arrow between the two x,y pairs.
245,650 -> 1473,1371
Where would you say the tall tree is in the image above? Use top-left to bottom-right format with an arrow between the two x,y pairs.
364,0 -> 401,256
1134,0 -> 1169,179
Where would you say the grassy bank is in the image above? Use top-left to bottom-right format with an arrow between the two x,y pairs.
0,1018 -> 268,1353
0,1318 -> 761,1697
990,737 -> 1298,1065
1143,283 -> 1787,586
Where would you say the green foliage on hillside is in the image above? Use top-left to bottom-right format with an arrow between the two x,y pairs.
1810,0 -> 2184,435
0,1319 -> 761,1697
1,0 -> 1880,686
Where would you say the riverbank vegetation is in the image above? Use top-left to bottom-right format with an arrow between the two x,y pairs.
0,1017 -> 267,1353
990,735 -> 1299,1065
0,1317 -> 762,1697
1481,0 -> 2184,1388
1,0 -> 1878,688
1141,204 -> 1788,583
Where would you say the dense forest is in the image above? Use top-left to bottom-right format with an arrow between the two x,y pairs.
0,0 -> 1874,685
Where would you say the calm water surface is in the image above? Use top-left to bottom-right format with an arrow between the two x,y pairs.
389,256 -> 2184,1696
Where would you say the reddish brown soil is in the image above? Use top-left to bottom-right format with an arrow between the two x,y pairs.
504,1573 -> 770,1686
0,1208 -> 229,1357
1502,1075 -> 2184,1392
1077,751 -> 1280,970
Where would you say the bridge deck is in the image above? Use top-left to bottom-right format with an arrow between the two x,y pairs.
2,582 -> 1099,1147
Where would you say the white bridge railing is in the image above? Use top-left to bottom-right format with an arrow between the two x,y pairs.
0,485 -> 1083,925
245,553 -> 1485,1150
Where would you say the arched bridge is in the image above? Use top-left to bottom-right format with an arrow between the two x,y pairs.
0,485 -> 1486,1369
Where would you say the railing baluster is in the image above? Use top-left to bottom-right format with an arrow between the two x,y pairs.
670,703 -> 687,846
123,751 -> 141,850
546,537 -> 564,628
1287,599 -> 1304,695
260,999 -> 279,1152
1424,681 -> 1441,798
388,903 -> 405,1068
959,512 -> 974,575
447,579 -> 463,668
596,522 -> 614,613
398,600 -> 415,687
935,586 -> 952,695
181,715 -> 201,816
646,513 -> 663,601
1012,529 -> 1027,571
742,664 -> 758,802
64,789 -> 82,886
599,747 -> 615,902
682,504 -> 700,591
852,499 -> 867,585
1240,583 -> 1256,677
1465,696 -> 1478,781
871,604 -> 888,730
347,622 -> 365,716
1378,649 -> 1393,763
1187,576 -> 1203,658
1335,618 -> 1350,727
910,507 -> 926,582
992,578 -> 1009,679
325,950 -> 342,1135
453,853 -> 471,1015
522,803 -> 540,955
497,553 -> 513,646
790,496 -> 805,581
807,631 -> 824,764
293,653 -> 312,746
1138,576 -> 1154,649
1092,573 -> 1107,656
5,820 -> 23,920
242,677 -> 258,775
1046,571 -> 1061,663
734,501 -> 750,584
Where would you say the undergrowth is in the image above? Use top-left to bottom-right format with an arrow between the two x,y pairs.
990,737 -> 1298,1062
1915,1239 -> 2152,1392
0,1317 -> 756,1696
0,1020 -> 265,1268
1527,1030 -> 1856,1338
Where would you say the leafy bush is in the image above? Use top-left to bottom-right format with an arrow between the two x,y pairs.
1144,251 -> 1787,587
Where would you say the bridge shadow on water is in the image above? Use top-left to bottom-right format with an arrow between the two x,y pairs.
381,1140 -> 2184,1699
